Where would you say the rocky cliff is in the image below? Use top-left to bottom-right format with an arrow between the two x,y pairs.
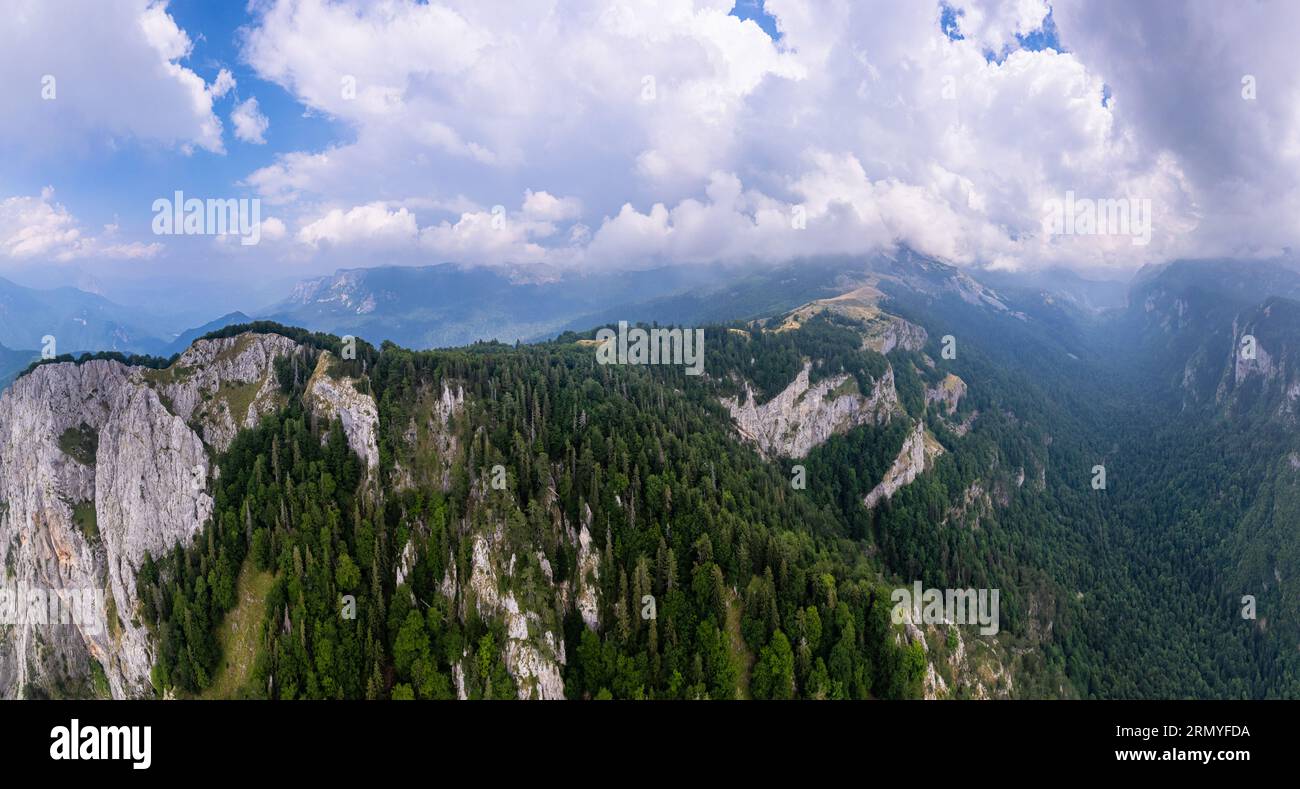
722,361 -> 900,458
305,351 -> 380,471
0,331 -> 378,699
146,333 -> 301,452
0,359 -> 210,698
864,420 -> 944,509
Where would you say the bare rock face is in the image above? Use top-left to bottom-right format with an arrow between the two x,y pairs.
865,420 -> 944,509
723,361 -> 900,458
0,360 -> 213,698
305,352 -> 380,471
1214,319 -> 1300,419
1232,338 -> 1276,386
0,332 -> 317,699
925,373 -> 967,416
866,316 -> 928,355
428,383 -> 464,491
575,507 -> 601,632
150,334 -> 300,452
463,531 -> 566,700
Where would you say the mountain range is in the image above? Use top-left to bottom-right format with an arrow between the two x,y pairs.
4,251 -> 1299,699
0,256 -> 1130,368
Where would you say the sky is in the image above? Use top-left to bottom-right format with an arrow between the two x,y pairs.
2,0 -> 1299,317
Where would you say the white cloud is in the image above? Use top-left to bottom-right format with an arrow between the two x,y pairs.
0,0 -> 227,155
0,188 -> 162,262
298,203 -> 419,247
260,216 -> 287,241
215,0 -> 1300,276
240,0 -> 805,216
97,241 -> 164,260
522,190 -> 583,222
0,189 -> 86,260
947,0 -> 1051,53
211,68 -> 237,99
231,97 -> 269,144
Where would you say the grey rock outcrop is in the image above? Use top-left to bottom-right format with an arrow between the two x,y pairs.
865,316 -> 928,355
150,333 -> 300,452
462,530 -> 566,700
925,373 -> 967,415
305,352 -> 380,471
723,361 -> 900,458
575,508 -> 601,632
865,420 -> 943,508
0,359 -> 214,698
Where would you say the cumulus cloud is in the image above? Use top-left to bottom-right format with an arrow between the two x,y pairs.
0,189 -> 87,260
10,0 -> 1298,279
260,216 -> 288,242
211,68 -> 237,99
521,191 -> 583,222
230,0 -> 1209,275
0,0 -> 226,155
297,203 -> 419,247
1052,0 -> 1300,261
239,0 -> 805,218
0,188 -> 162,262
231,97 -> 269,144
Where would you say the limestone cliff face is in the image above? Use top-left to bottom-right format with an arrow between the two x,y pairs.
0,359 -> 216,698
925,373 -> 967,416
1207,312 -> 1300,421
0,332 -> 370,699
722,361 -> 900,458
574,506 -> 601,632
435,497 -> 575,699
900,611 -> 1015,700
865,420 -> 944,509
305,352 -> 380,471
150,333 -> 300,452
865,316 -> 928,355
399,381 -> 577,700
464,530 -> 566,700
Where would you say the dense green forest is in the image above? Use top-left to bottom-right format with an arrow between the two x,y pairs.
137,324 -> 930,699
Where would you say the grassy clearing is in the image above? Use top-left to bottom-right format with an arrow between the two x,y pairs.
215,379 -> 264,425
201,559 -> 274,699
829,376 -> 860,399
72,502 -> 99,544
725,591 -> 753,700
58,424 -> 98,465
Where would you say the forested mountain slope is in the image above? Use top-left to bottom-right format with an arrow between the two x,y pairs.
3,253 -> 1299,699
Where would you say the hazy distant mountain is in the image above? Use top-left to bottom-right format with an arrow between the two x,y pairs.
0,276 -> 170,354
260,261 -> 856,349
0,341 -> 36,389
1129,257 -> 1300,308
161,311 -> 252,356
974,266 -> 1129,312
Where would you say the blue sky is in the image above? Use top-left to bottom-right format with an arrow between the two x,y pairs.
729,0 -> 781,39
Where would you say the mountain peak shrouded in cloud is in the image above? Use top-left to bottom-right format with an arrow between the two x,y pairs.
3,0 -> 1300,302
